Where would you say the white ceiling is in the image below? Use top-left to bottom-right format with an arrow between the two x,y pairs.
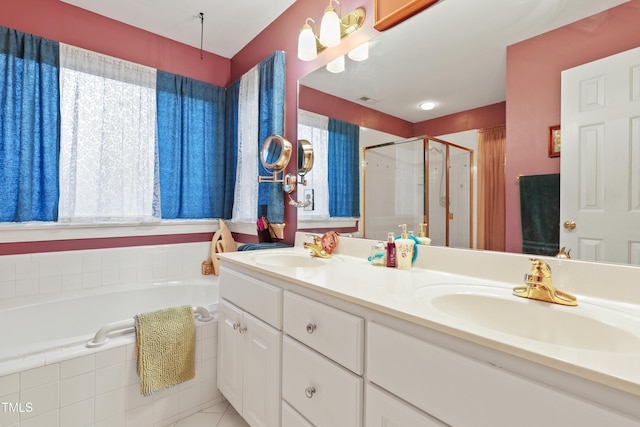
60,0 -> 297,59
62,0 -> 629,122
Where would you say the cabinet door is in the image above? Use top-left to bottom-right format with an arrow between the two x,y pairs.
366,384 -> 446,427
242,312 -> 282,427
217,300 -> 245,414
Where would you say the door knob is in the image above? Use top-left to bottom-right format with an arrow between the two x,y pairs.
306,323 -> 317,334
563,221 -> 576,230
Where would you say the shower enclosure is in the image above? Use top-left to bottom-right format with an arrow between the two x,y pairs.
363,136 -> 474,248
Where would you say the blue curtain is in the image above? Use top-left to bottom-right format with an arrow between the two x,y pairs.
328,118 -> 360,217
257,51 -> 286,223
156,70 -> 229,219
0,27 -> 59,222
223,79 -> 240,219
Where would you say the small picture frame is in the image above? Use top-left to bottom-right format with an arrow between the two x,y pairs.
549,125 -> 561,157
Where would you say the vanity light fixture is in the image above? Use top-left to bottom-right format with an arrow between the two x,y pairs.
297,0 -> 366,62
419,101 -> 437,111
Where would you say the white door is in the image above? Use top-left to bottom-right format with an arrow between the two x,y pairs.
242,312 -> 282,427
217,300 -> 245,414
560,46 -> 640,264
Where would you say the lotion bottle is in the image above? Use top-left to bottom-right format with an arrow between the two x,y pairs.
417,223 -> 432,245
386,232 -> 396,268
396,224 -> 414,270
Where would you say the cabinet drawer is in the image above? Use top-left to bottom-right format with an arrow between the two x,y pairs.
365,384 -> 446,427
282,336 -> 363,427
283,291 -> 364,374
282,401 -> 313,427
220,267 -> 282,329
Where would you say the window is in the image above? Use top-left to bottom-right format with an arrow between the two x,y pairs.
58,44 -> 159,222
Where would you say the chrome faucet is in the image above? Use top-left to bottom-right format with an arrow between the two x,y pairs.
303,232 -> 339,259
513,258 -> 577,306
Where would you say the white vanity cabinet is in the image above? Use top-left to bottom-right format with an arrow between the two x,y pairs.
367,322 -> 640,427
282,291 -> 365,426
217,268 -> 282,427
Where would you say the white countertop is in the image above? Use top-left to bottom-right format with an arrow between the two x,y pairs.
219,234 -> 640,398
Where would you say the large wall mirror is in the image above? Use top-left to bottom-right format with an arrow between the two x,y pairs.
296,0 -> 639,265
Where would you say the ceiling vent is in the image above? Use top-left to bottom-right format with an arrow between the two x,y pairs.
358,96 -> 379,105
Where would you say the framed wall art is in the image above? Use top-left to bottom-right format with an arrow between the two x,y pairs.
549,125 -> 561,157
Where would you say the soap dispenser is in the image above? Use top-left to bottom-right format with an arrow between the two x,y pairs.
417,223 -> 432,245
396,224 -> 414,270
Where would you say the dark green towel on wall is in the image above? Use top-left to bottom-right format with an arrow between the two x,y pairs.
519,173 -> 560,256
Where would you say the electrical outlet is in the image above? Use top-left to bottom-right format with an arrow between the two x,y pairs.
304,189 -> 314,211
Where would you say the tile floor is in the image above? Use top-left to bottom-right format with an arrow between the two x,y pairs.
172,400 -> 249,427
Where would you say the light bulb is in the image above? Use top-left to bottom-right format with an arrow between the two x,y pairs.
297,22 -> 317,61
326,55 -> 345,73
419,101 -> 437,110
319,5 -> 341,47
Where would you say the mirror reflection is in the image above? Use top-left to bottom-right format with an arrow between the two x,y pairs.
297,0 -> 639,265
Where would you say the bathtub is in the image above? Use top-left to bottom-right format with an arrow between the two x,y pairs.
0,282 -> 218,366
0,281 -> 221,426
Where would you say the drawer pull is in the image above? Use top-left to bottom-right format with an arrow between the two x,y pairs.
306,322 -> 317,334
304,386 -> 316,399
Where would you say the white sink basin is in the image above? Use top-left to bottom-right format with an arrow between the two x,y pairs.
253,252 -> 328,269
416,284 -> 640,352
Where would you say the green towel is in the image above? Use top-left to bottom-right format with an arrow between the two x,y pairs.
135,305 -> 195,396
519,173 -> 560,256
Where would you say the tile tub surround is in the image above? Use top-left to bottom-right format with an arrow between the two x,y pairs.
0,241 -> 223,426
0,319 -> 222,427
0,242 -> 213,301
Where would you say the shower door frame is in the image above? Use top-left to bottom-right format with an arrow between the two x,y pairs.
426,136 -> 475,248
362,135 -> 474,248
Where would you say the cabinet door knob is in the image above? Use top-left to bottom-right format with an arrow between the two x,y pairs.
305,386 -> 316,399
306,323 -> 317,334
239,325 -> 247,334
232,321 -> 241,330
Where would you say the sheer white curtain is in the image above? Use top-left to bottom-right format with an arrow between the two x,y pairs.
58,44 -> 159,222
232,66 -> 260,223
297,110 -> 330,220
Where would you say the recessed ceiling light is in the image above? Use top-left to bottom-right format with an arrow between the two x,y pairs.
419,101 -> 437,110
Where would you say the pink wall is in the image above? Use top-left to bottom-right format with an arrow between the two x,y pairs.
505,0 -> 640,253
299,86 -> 413,137
230,0 -> 379,244
0,0 -> 230,86
413,102 -> 505,136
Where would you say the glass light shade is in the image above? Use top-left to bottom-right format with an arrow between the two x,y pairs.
348,42 -> 369,61
326,55 -> 345,73
297,23 -> 317,61
319,6 -> 341,47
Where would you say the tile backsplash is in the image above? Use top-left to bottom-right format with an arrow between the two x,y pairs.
0,242 -> 213,301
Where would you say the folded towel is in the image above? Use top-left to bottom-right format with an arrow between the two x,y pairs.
135,305 -> 195,396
